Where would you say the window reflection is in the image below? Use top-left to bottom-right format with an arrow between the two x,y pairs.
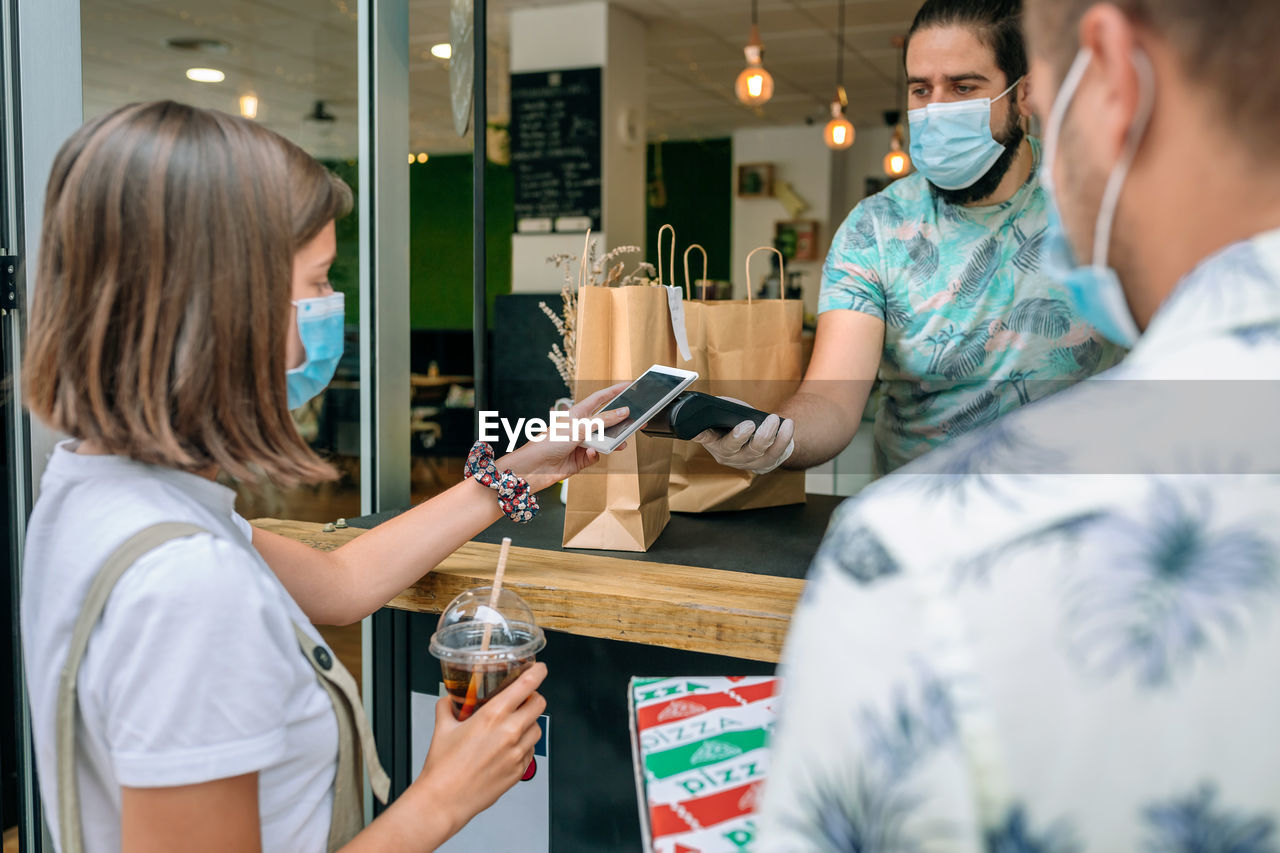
81,0 -> 363,523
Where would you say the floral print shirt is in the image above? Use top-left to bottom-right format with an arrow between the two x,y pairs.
761,229 -> 1280,850
820,138 -> 1124,475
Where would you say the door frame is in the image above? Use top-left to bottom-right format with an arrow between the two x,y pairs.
2,0 -> 412,843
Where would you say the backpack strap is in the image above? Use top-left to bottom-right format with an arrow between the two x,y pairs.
292,624 -> 390,852
57,522 -> 207,853
55,522 -> 390,853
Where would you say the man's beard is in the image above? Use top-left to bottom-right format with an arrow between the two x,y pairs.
930,105 -> 1025,206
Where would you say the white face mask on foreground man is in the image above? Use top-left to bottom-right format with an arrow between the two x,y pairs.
755,1 -> 1280,849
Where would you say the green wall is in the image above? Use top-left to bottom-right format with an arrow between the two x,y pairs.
409,154 -> 514,330
375,138 -> 732,331
645,138 -> 733,283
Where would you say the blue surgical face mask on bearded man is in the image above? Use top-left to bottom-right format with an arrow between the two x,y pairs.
908,77 -> 1023,191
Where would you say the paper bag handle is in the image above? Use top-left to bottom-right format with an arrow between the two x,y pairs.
657,223 -> 675,288
744,245 -> 787,303
580,229 -> 592,289
683,244 -> 707,300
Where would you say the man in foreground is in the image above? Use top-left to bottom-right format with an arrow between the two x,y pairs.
758,0 -> 1280,847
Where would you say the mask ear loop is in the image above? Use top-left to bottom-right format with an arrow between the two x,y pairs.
915,74 -> 1025,117
290,292 -> 345,310
1041,49 -> 1095,195
1091,50 -> 1156,269
992,75 -> 1024,104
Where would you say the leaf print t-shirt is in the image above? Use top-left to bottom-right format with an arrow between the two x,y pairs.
759,229 -> 1280,851
819,137 -> 1124,474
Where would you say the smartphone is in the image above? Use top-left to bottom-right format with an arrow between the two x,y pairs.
583,365 -> 699,454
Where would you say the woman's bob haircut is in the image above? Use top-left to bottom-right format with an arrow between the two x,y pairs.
23,100 -> 352,487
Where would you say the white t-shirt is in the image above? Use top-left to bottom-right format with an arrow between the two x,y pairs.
22,442 -> 339,852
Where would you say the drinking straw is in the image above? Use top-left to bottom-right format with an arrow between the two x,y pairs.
458,537 -> 512,720
478,537 -> 510,652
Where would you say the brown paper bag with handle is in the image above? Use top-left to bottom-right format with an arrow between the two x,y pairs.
668,246 -> 806,512
562,229 -> 681,551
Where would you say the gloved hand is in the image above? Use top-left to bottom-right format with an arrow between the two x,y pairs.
693,400 -> 795,475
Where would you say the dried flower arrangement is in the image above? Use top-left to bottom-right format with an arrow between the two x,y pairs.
538,232 -> 658,394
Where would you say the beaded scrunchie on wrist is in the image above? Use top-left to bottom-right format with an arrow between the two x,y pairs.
464,441 -> 539,523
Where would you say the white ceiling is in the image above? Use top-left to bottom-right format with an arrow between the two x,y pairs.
81,0 -> 919,158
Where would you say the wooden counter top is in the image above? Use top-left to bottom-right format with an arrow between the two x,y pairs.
253,518 -> 806,663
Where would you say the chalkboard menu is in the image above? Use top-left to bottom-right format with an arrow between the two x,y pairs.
510,67 -> 602,234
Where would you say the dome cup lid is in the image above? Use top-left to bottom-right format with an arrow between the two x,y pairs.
429,586 -> 546,664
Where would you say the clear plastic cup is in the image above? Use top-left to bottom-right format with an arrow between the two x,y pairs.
429,586 -> 546,721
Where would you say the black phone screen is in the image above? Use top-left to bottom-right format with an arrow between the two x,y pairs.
599,372 -> 685,439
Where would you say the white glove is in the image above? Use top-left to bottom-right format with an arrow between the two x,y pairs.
693,401 -> 796,475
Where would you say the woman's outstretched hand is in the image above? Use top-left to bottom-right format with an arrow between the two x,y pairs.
501,383 -> 630,492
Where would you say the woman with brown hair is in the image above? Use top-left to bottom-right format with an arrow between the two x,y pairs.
19,100 -> 627,852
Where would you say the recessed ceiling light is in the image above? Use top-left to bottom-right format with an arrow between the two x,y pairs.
430,43 -> 452,60
186,67 -> 225,83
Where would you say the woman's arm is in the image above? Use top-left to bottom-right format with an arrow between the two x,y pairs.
121,664 -> 544,853
255,386 -> 628,626
121,774 -> 262,853
253,473 -> 503,625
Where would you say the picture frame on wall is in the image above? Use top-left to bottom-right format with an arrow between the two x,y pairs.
774,219 -> 821,262
737,163 -> 775,198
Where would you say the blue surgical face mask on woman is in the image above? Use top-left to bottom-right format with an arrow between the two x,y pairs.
286,292 -> 345,409
908,77 -> 1023,190
1039,48 -> 1155,349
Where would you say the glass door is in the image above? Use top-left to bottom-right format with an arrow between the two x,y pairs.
2,1 -> 60,847
2,0 -> 411,845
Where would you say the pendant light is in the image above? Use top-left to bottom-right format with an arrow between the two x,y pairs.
882,63 -> 912,176
735,0 -> 775,106
823,0 -> 854,150
883,124 -> 911,176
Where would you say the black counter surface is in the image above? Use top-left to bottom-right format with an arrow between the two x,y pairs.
352,491 -> 845,580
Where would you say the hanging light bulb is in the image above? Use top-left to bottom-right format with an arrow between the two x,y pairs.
824,88 -> 855,150
883,124 -> 911,176
884,148 -> 910,176
883,61 -> 912,177
239,92 -> 259,119
822,0 -> 854,150
735,0 -> 774,106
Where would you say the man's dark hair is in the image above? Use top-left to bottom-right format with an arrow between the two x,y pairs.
906,0 -> 1028,89
905,0 -> 1029,204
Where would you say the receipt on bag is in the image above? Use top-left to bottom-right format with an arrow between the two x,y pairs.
665,285 -> 692,363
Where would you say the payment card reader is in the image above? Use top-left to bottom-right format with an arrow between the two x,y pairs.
641,391 -> 770,441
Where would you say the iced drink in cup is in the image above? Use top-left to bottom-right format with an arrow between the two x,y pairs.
429,586 -> 546,721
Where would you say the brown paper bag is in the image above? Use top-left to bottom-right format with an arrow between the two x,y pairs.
668,246 -> 806,512
562,271 -> 679,551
